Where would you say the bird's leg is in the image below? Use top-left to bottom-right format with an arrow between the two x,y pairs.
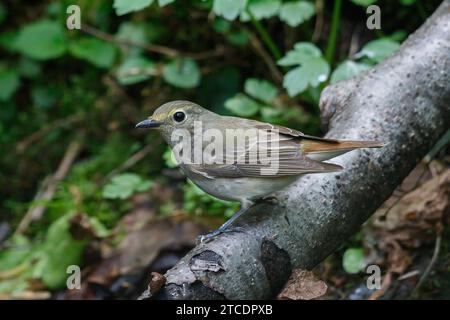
197,201 -> 253,243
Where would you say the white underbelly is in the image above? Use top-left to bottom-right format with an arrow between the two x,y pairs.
190,176 -> 298,203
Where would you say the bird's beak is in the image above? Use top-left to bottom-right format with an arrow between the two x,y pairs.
135,118 -> 162,129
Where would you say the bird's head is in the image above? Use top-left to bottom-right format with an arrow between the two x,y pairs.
135,100 -> 216,141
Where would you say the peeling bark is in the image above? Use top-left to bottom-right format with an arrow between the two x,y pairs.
149,1 -> 450,300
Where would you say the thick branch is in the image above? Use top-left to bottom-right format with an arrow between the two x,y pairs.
152,1 -> 450,300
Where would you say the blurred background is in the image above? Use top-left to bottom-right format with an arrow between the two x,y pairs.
0,0 -> 448,299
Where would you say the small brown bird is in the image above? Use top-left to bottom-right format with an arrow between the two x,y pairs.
136,101 -> 383,241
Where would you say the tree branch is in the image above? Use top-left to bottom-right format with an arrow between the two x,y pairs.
149,1 -> 450,300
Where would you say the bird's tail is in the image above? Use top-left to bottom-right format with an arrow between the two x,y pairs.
301,138 -> 384,161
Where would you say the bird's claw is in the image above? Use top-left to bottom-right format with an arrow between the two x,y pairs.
261,196 -> 280,206
196,227 -> 246,244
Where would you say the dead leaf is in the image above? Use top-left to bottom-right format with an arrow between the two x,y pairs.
149,272 -> 166,296
278,269 -> 328,300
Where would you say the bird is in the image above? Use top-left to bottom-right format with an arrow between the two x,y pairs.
136,100 -> 383,242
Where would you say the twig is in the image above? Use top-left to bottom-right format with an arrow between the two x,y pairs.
248,32 -> 283,85
16,115 -> 81,153
101,142 -> 160,185
81,24 -> 224,60
411,232 -> 442,298
398,270 -> 420,281
15,141 -> 82,235
312,0 -> 324,43
246,9 -> 282,60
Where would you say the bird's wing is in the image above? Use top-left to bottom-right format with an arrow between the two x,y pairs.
187,126 -> 342,178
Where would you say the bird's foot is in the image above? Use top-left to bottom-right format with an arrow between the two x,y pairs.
196,227 -> 245,244
260,195 -> 280,206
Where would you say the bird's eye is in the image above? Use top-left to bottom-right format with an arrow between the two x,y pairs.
173,111 -> 186,123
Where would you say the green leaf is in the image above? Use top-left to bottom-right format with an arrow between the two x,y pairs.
213,18 -> 232,33
277,42 -> 321,66
278,43 -> 329,96
13,19 -> 66,60
162,58 -> 201,89
330,60 -> 370,84
0,68 -> 20,101
225,94 -> 261,116
226,29 -> 250,46
283,57 -> 329,96
158,0 -> 175,6
0,235 -> 32,271
117,56 -> 155,85
163,148 -> 179,168
40,214 -> 86,289
114,0 -> 154,15
213,0 -> 248,20
350,0 -> 377,6
69,38 -> 117,69
356,38 -> 400,63
342,247 -> 365,274
244,78 -> 278,103
116,22 -> 147,58
103,173 -> 153,199
261,106 -> 282,123
279,1 -> 315,27
241,0 -> 281,21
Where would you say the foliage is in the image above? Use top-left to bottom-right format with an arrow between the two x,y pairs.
342,247 -> 365,274
278,42 -> 329,96
103,173 -> 154,199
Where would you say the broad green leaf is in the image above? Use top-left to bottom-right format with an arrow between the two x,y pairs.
226,29 -> 250,46
277,42 -> 321,66
14,20 -> 66,60
225,94 -> 260,116
279,1 -> 315,27
40,214 -> 86,289
117,56 -> 155,85
162,58 -> 201,89
356,38 -> 400,63
400,0 -> 416,5
0,68 -> 20,101
114,0 -> 154,15
213,0 -> 248,20
350,0 -> 377,6
283,57 -> 329,96
158,0 -> 175,6
330,60 -> 370,84
116,22 -> 147,58
261,106 -> 282,123
213,18 -> 232,33
0,235 -> 32,271
69,38 -> 117,69
103,173 -> 153,199
244,78 -> 278,103
240,0 -> 281,21
343,247 -> 365,274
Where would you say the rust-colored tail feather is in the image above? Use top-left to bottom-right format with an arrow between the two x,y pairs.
302,139 -> 383,153
301,139 -> 383,161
